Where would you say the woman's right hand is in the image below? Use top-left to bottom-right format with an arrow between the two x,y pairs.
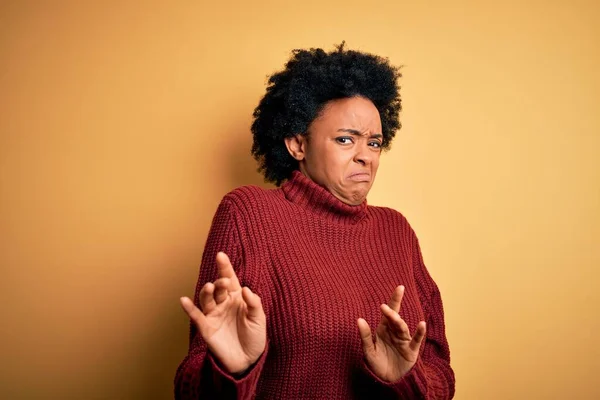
180,252 -> 267,375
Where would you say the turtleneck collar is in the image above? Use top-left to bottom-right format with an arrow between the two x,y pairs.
281,170 -> 368,224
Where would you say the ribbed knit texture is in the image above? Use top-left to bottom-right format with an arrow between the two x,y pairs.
175,171 -> 455,399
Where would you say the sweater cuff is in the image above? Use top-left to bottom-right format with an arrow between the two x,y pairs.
208,342 -> 269,398
362,357 -> 428,397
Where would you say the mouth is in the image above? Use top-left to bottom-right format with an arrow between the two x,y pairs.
347,172 -> 371,182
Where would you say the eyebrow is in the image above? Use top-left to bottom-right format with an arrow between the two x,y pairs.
337,128 -> 383,139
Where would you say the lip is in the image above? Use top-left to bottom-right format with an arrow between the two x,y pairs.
347,172 -> 371,182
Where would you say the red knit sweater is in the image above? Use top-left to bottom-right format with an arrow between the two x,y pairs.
175,171 -> 455,399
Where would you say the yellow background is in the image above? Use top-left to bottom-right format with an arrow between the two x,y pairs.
1,1 -> 599,399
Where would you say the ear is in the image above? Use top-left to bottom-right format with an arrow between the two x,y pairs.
284,134 -> 306,161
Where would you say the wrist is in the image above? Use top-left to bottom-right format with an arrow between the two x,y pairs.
228,348 -> 266,377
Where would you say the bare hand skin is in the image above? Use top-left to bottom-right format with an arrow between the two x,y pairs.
180,252 -> 267,375
357,285 -> 427,382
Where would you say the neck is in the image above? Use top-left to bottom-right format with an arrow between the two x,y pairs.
281,170 -> 368,225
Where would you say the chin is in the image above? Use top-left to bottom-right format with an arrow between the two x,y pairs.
348,191 -> 367,205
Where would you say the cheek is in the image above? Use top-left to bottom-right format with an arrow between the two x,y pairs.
373,154 -> 381,169
375,148 -> 383,163
324,149 -> 352,170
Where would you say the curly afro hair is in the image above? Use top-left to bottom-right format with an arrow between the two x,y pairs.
251,42 -> 402,186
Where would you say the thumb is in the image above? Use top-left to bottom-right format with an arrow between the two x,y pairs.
409,321 -> 427,353
357,318 -> 375,356
242,287 -> 264,321
180,296 -> 207,329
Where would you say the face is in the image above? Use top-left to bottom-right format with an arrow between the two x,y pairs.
284,96 -> 383,205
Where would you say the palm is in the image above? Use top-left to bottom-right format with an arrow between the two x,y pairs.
180,252 -> 266,375
200,287 -> 266,373
370,312 -> 420,380
358,285 -> 426,382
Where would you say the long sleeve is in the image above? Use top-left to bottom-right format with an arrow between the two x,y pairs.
176,174 -> 454,398
174,197 -> 267,400
362,234 -> 456,399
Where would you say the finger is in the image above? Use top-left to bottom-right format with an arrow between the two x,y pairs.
388,285 -> 404,314
180,296 -> 207,327
409,321 -> 427,352
216,252 -> 242,291
381,304 -> 411,340
357,318 -> 375,355
213,277 -> 231,304
198,282 -> 216,313
242,287 -> 264,320
379,302 -> 402,327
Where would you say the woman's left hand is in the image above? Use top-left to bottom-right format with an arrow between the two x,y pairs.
357,285 -> 427,382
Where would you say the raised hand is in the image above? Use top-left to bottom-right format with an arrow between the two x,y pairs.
357,285 -> 426,382
180,252 -> 267,375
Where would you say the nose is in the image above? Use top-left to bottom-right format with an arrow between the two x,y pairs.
353,142 -> 373,166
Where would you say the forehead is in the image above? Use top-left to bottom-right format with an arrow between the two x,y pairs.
316,97 -> 382,130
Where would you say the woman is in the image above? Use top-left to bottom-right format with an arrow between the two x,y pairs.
175,43 -> 455,399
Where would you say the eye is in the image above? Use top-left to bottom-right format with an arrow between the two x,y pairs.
369,141 -> 382,149
336,137 -> 353,145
